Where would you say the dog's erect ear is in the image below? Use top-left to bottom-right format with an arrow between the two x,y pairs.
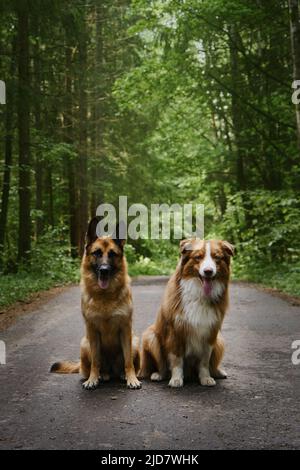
221,241 -> 234,257
112,221 -> 126,249
179,238 -> 193,255
86,216 -> 101,246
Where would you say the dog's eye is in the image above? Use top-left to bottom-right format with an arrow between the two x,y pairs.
108,250 -> 116,258
194,255 -> 203,262
215,255 -> 224,261
92,249 -> 102,257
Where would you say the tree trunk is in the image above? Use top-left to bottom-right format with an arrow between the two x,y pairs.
288,0 -> 300,155
0,36 -> 17,263
90,1 -> 105,217
32,17 -> 44,239
45,163 -> 54,227
78,20 -> 89,257
17,0 -> 31,262
229,26 -> 246,191
64,36 -> 79,257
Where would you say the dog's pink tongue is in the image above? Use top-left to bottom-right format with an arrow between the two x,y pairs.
98,278 -> 109,289
203,278 -> 213,296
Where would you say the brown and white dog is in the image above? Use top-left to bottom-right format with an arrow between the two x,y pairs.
140,239 -> 234,387
51,217 -> 141,390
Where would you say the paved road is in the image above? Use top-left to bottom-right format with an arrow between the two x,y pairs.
0,281 -> 299,450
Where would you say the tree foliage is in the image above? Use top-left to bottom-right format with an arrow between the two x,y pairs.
0,0 -> 299,298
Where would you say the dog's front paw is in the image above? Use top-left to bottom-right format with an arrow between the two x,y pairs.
200,376 -> 216,387
168,377 -> 183,388
82,376 -> 100,390
126,375 -> 142,389
150,372 -> 163,382
212,368 -> 227,379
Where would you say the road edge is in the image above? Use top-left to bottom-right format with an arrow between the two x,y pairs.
0,276 -> 299,332
0,284 -> 76,332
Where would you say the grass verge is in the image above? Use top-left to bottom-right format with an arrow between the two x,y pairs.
0,255 -> 299,311
232,260 -> 300,297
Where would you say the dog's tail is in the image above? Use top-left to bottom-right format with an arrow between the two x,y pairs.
50,361 -> 80,374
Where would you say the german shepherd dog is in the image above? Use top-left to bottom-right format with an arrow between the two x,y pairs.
51,217 -> 141,390
140,239 -> 233,387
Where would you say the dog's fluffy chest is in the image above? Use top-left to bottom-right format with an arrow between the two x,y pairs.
178,278 -> 219,357
82,291 -> 131,325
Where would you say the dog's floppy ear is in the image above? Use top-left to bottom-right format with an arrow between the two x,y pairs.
86,216 -> 101,246
221,241 -> 234,257
180,238 -> 193,255
112,220 -> 126,249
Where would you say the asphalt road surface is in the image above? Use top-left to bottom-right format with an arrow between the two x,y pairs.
0,280 -> 299,450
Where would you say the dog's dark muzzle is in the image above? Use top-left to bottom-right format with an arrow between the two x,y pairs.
92,264 -> 113,290
95,264 -> 112,279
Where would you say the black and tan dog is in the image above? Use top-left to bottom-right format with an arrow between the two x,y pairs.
51,217 -> 141,390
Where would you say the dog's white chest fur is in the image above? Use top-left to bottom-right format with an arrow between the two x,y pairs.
178,278 -> 219,357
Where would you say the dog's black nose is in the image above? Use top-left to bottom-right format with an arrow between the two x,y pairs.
203,268 -> 214,277
99,265 -> 111,276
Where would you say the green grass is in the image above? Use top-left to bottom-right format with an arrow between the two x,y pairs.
232,259 -> 300,297
0,257 -> 173,310
128,256 -> 177,277
130,252 -> 300,298
128,255 -> 300,298
0,251 -> 299,311
0,270 -> 79,309
0,249 -> 80,309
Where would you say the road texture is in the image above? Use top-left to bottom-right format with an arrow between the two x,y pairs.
0,280 -> 299,450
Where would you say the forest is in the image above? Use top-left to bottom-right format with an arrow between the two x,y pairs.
0,0 -> 300,308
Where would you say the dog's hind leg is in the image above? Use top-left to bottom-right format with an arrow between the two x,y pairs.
140,326 -> 166,381
210,333 -> 227,379
139,348 -> 152,379
132,335 -> 141,375
80,336 -> 91,379
84,346 -> 110,382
